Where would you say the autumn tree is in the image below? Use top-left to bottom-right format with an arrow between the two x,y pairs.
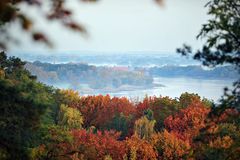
136,96 -> 181,131
71,129 -> 125,160
46,89 -> 81,125
135,96 -> 152,118
75,95 -> 135,129
125,135 -> 158,160
75,95 -> 111,128
193,109 -> 240,159
151,130 -> 191,160
134,116 -> 156,140
164,101 -> 210,142
57,104 -> 84,129
56,89 -> 81,106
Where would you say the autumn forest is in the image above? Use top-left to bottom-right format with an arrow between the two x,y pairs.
0,0 -> 240,160
0,51 -> 239,159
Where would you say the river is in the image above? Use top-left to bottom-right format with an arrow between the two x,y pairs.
91,77 -> 234,103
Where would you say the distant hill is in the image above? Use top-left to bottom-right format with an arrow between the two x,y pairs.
147,65 -> 237,80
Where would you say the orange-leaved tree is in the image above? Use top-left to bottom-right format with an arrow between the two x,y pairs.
125,135 -> 158,160
71,129 -> 125,160
151,130 -> 191,160
164,100 -> 210,142
75,95 -> 135,129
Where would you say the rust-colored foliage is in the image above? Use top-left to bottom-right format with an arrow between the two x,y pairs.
192,108 -> 240,160
164,100 -> 210,142
74,95 -> 136,129
135,96 -> 152,118
151,130 -> 191,160
125,135 -> 158,160
71,129 -> 125,160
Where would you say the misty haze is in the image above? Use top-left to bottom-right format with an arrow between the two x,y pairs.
12,51 -> 235,102
1,0 -> 239,159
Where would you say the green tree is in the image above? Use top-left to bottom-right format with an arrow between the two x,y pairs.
177,0 -> 240,110
106,112 -> 133,138
150,96 -> 180,131
144,109 -> 154,121
30,125 -> 73,160
179,92 -> 201,108
0,51 -> 55,159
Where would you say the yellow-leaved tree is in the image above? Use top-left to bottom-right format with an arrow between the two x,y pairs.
58,104 -> 83,129
134,116 -> 156,140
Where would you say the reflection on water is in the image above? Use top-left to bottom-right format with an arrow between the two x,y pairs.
54,77 -> 234,103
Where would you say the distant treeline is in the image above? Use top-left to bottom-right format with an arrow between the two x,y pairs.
25,61 -> 153,89
25,62 -> 237,90
147,65 -> 237,80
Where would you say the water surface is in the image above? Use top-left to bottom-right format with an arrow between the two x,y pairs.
83,77 -> 234,102
54,77 -> 234,103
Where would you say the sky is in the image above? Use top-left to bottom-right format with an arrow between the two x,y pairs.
10,0 -> 209,54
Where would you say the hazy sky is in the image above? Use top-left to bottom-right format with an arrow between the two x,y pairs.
11,0 -> 209,53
